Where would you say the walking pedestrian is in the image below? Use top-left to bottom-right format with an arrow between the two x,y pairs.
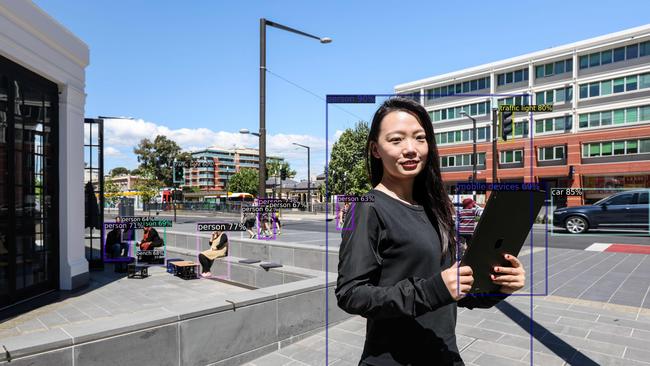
458,198 -> 481,246
335,97 -> 526,365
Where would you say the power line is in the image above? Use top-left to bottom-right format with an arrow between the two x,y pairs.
265,68 -> 368,123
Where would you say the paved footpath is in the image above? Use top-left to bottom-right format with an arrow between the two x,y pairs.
246,247 -> 650,366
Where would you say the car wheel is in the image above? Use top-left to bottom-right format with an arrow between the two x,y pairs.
565,216 -> 588,234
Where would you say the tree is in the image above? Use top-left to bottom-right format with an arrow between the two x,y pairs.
229,169 -> 259,196
267,159 -> 296,198
323,121 -> 371,200
104,179 -> 121,207
109,167 -> 130,177
133,135 -> 192,187
134,172 -> 162,215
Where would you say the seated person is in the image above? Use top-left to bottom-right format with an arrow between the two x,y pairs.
139,226 -> 164,250
106,217 -> 129,258
199,230 -> 228,277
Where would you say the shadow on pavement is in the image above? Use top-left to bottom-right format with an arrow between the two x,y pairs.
495,301 -> 598,366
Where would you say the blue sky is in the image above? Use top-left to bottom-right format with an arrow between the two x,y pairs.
34,0 -> 649,180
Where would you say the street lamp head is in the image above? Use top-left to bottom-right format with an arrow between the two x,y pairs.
459,111 -> 468,117
239,129 -> 250,134
320,37 -> 332,44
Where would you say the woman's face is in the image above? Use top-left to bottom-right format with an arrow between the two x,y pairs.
371,110 -> 428,181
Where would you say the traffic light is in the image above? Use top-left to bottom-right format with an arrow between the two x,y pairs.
501,110 -> 513,141
172,164 -> 184,184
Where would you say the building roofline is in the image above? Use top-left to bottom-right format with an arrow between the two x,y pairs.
395,24 -> 650,91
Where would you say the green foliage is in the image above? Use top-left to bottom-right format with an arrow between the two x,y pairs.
109,167 -> 130,177
229,169 -> 259,196
266,160 -> 296,180
133,135 -> 191,186
134,171 -> 162,207
104,179 -> 121,206
323,121 -> 372,199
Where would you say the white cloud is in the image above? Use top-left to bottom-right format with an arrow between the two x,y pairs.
101,118 -> 327,180
104,146 -> 124,157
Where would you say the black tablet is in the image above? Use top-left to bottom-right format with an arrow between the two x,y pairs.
460,189 -> 545,294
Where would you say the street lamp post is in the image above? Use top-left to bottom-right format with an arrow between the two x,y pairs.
293,143 -> 311,212
460,111 -> 477,201
259,18 -> 331,199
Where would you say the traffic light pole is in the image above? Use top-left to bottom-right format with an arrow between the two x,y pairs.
492,108 -> 498,184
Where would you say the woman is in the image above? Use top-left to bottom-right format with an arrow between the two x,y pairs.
139,226 -> 163,250
199,230 -> 228,277
335,97 -> 525,365
242,209 -> 257,238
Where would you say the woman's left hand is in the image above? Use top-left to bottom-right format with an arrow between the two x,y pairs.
491,254 -> 525,294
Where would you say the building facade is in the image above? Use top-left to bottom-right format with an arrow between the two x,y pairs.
395,25 -> 650,207
186,147 -> 283,193
0,1 -> 89,307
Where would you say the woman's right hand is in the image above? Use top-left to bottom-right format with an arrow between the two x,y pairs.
440,262 -> 474,301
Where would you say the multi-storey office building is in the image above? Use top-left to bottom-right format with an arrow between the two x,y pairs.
395,25 -> 650,207
187,147 -> 283,193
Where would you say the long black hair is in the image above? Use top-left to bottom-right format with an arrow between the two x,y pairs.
365,97 -> 456,259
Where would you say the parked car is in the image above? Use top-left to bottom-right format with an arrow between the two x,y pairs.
553,189 -> 649,234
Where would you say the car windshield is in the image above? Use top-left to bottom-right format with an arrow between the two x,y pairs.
593,197 -> 609,206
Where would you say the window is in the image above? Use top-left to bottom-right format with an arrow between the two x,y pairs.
626,76 -> 638,91
580,85 -> 588,99
639,41 -> 650,57
500,150 -> 523,164
589,83 -> 600,97
579,41 -> 650,70
556,88 -> 566,103
601,50 -> 612,64
626,107 -> 638,123
626,44 -> 639,59
628,140 -> 638,154
545,63 -> 553,76
641,139 -> 650,153
537,59 -> 572,77
601,142 -> 612,156
478,78 -> 486,90
641,106 -> 650,121
589,112 -> 600,127
608,193 -> 635,205
537,146 -> 564,161
613,47 -> 625,62
641,73 -> 650,89
613,78 -> 625,93
601,111 -> 612,126
601,80 -> 612,95
614,141 -> 625,155
639,192 -> 648,205
614,109 -> 625,124
536,92 -> 544,105
497,68 -> 527,86
579,115 -> 588,128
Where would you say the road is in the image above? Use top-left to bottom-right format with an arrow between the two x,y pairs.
105,213 -> 650,250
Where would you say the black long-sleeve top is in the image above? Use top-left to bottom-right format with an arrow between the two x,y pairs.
335,189 -> 506,366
